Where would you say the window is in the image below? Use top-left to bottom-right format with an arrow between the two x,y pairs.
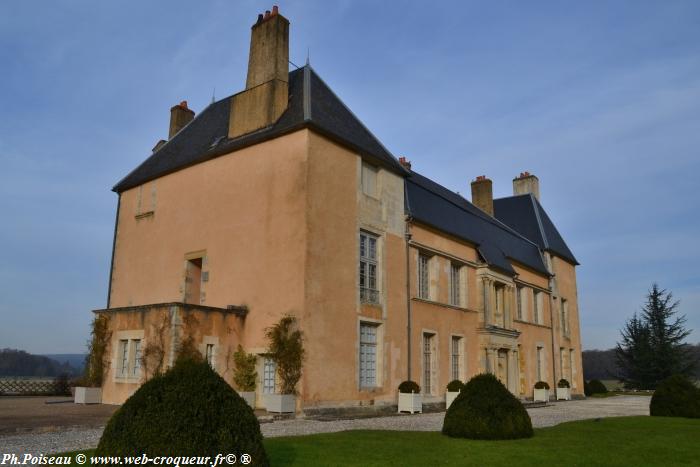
418,254 -> 430,299
132,340 -> 142,377
423,333 -> 435,395
185,257 -> 203,305
359,323 -> 378,387
206,344 -> 215,366
117,338 -> 141,379
263,357 -> 276,394
536,346 -> 544,382
359,231 -> 379,303
118,340 -> 129,377
361,162 -> 378,198
449,263 -> 461,306
561,299 -> 569,337
451,336 -> 463,381
494,284 -> 505,327
516,286 -> 523,320
569,349 -> 576,387
533,291 -> 542,324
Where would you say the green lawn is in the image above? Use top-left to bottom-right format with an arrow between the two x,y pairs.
55,417 -> 699,466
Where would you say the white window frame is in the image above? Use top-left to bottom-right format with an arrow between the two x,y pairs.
131,339 -> 142,377
359,231 -> 380,304
114,332 -> 144,381
359,322 -> 379,388
118,339 -> 129,378
450,335 -> 464,381
262,357 -> 276,394
422,332 -> 437,395
417,253 -> 430,300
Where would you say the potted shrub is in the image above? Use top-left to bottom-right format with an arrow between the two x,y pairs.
533,381 -> 550,402
398,380 -> 422,413
232,345 -> 258,408
75,315 -> 111,404
445,380 -> 464,409
556,379 -> 571,400
264,315 -> 304,413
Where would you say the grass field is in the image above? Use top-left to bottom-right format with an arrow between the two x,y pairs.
55,416 -> 699,466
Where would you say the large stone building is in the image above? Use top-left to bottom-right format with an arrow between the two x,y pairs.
97,8 -> 584,409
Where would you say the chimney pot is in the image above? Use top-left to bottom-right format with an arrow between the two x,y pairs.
264,10 -> 271,20
256,13 -> 264,24
471,176 -> 494,216
272,5 -> 279,15
398,156 -> 412,170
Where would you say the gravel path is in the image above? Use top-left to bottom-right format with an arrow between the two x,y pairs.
0,396 -> 650,455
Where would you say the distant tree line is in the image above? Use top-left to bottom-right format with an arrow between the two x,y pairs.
0,348 -> 81,377
583,344 -> 700,381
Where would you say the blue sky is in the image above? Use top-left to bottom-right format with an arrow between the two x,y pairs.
0,1 -> 698,353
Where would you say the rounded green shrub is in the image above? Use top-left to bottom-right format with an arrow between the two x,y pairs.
96,358 -> 269,466
442,373 -> 533,440
557,379 -> 570,388
446,379 -> 465,392
587,379 -> 608,395
534,381 -> 550,390
399,380 -> 420,393
584,380 -> 592,396
649,374 -> 700,419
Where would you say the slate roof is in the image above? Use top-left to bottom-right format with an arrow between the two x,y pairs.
113,65 -> 406,193
405,171 -> 549,276
494,194 -> 578,265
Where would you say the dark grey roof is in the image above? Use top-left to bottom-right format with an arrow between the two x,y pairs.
113,66 -> 406,193
494,194 -> 578,265
405,171 -> 549,276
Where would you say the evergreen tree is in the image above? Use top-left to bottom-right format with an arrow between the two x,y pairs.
616,284 -> 696,389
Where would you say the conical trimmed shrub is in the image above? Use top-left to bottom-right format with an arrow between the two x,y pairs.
442,373 -> 533,440
96,358 -> 269,466
650,374 -> 700,418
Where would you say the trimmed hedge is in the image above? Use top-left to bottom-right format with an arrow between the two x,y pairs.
442,373 -> 533,440
446,380 -> 465,392
557,379 -> 570,388
586,379 -> 608,395
399,380 -> 420,394
650,375 -> 700,419
534,381 -> 550,390
96,358 -> 269,466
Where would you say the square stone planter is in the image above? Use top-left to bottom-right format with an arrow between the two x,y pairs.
398,392 -> 422,414
556,387 -> 571,401
445,391 -> 460,409
533,388 -> 549,402
265,394 -> 296,413
239,391 -> 256,408
74,387 -> 102,404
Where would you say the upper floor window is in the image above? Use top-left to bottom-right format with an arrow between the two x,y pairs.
361,162 -> 378,198
449,263 -> 461,307
417,253 -> 430,300
516,286 -> 523,320
359,231 -> 379,304
533,291 -> 543,324
561,298 -> 569,337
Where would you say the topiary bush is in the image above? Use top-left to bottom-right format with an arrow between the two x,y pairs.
442,373 -> 533,440
96,358 -> 269,466
534,381 -> 550,390
557,379 -> 570,388
446,379 -> 465,392
587,379 -> 608,395
649,374 -> 700,419
398,380 -> 420,393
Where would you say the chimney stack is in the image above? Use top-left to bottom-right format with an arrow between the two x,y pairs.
229,6 -> 289,138
513,172 -> 540,200
169,101 -> 195,139
471,175 -> 494,216
398,157 -> 412,170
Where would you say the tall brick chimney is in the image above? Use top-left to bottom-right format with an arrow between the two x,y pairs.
471,176 -> 494,216
513,172 -> 540,200
229,6 -> 289,138
169,101 -> 195,139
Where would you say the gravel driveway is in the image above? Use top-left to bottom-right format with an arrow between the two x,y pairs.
0,396 -> 650,456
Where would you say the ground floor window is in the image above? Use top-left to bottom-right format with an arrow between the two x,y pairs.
536,346 -> 544,381
206,343 -> 215,366
263,357 -> 276,394
117,338 -> 142,378
423,332 -> 436,395
450,336 -> 463,381
359,323 -> 378,387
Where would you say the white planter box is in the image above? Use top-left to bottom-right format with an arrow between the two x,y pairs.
74,387 -> 102,404
556,387 -> 571,401
533,388 -> 549,402
265,394 -> 296,413
398,392 -> 422,414
445,391 -> 460,409
239,391 -> 256,408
